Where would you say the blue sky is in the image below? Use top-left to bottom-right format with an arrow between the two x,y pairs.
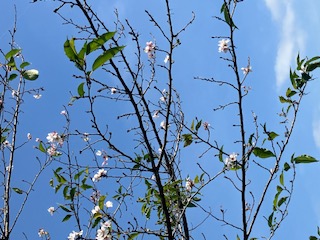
1,0 -> 320,239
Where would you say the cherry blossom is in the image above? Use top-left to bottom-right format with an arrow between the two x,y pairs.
218,39 -> 230,53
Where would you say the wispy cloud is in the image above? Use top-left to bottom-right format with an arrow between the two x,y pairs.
264,0 -> 305,90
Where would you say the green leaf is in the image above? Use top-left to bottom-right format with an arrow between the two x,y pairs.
8,73 -> 18,81
23,69 -> 39,81
305,56 -> 320,65
190,120 -> 195,131
128,232 -> 140,240
279,96 -> 292,104
86,32 -> 116,55
182,134 -> 193,147
77,82 -> 85,97
195,120 -> 202,131
284,162 -> 291,171
92,216 -> 102,228
20,62 -> 30,69
309,236 -> 318,240
268,132 -> 279,141
92,46 -> 124,71
70,187 -> 76,201
38,142 -> 46,153
290,69 -> 298,89
187,202 -> 197,208
13,187 -> 23,194
218,145 -> 224,162
5,49 -> 21,60
59,204 -> 72,212
64,38 -> 78,62
194,175 -> 199,184
286,88 -> 297,98
279,172 -> 284,186
268,212 -> 274,228
74,170 -> 85,180
99,195 -> 106,209
253,147 -> 275,158
62,214 -> 72,222
293,155 -> 318,164
278,196 -> 288,207
307,62 -> 320,72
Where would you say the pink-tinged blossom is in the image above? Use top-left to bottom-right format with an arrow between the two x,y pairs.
144,41 -> 155,58
46,131 -> 63,145
33,94 -> 42,99
47,144 -> 61,156
67,230 -> 83,240
47,207 -> 55,216
36,138 -> 41,142
241,66 -> 252,75
203,122 -> 210,131
92,169 -> 107,182
218,39 -> 230,53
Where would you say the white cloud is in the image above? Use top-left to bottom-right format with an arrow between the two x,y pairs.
264,0 -> 306,90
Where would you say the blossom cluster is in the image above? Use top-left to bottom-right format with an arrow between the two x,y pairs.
67,230 -> 83,240
92,169 -> 107,182
144,41 -> 155,58
46,131 -> 63,156
96,220 -> 112,240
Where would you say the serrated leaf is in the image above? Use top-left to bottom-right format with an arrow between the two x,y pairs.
253,147 -> 275,158
13,187 -> 23,194
87,32 -> 116,55
92,46 -> 124,71
77,82 -> 85,97
293,155 -> 318,164
5,49 -> 21,60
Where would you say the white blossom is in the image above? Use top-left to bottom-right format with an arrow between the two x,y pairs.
185,178 -> 194,192
91,205 -> 100,215
96,150 -> 102,156
33,94 -> 42,99
67,230 -> 83,240
241,66 -> 252,75
96,221 -> 112,240
110,88 -> 117,94
144,41 -> 155,58
27,133 -> 32,140
105,201 -> 113,208
164,55 -> 170,63
92,169 -> 107,182
218,39 -> 230,53
38,228 -> 48,237
225,153 -> 238,170
47,206 -> 55,216
60,110 -> 67,115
